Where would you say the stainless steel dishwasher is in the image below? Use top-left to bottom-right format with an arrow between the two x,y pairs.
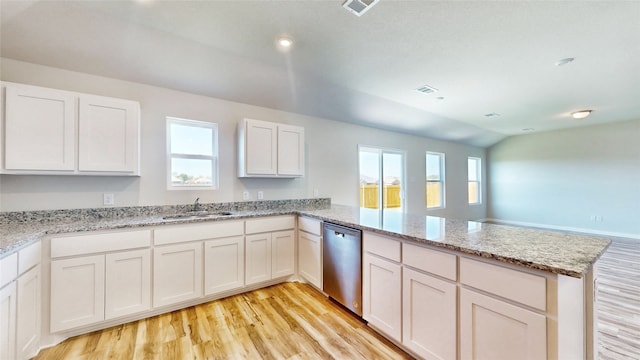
322,222 -> 363,316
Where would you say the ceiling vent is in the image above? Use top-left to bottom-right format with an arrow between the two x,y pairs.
416,84 -> 439,94
342,0 -> 380,17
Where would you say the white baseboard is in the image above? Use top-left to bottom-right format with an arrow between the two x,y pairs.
483,218 -> 640,240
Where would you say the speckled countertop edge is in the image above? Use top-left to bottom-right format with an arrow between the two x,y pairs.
2,201 -> 611,279
0,199 -> 328,258
297,205 -> 612,278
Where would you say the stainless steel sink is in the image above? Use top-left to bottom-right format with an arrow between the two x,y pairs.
162,211 -> 234,220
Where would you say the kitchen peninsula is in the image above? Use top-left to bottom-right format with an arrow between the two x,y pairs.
1,201 -> 610,360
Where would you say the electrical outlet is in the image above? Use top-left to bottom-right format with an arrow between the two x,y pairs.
313,188 -> 319,197
103,193 -> 114,206
257,191 -> 264,200
590,215 -> 596,222
243,191 -> 250,200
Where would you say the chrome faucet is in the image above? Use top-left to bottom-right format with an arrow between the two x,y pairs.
193,197 -> 200,212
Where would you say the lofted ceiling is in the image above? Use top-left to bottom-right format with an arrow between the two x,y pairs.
1,0 -> 639,147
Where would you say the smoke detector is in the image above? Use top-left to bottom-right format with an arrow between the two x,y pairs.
342,0 -> 380,17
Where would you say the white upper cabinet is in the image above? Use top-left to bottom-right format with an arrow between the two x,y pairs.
1,82 -> 140,175
4,84 -> 76,171
238,118 -> 304,177
277,124 -> 304,176
78,94 -> 139,173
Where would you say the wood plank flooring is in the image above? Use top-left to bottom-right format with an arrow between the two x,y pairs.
34,282 -> 413,360
596,237 -> 640,360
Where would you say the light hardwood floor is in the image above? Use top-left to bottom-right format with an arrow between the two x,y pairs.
34,282 -> 413,360
597,237 -> 640,360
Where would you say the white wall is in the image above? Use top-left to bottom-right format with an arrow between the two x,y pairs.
0,58 -> 486,219
487,119 -> 640,238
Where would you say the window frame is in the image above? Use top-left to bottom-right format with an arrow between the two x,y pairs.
166,117 -> 219,190
468,156 -> 482,205
358,145 -> 406,213
426,151 -> 446,209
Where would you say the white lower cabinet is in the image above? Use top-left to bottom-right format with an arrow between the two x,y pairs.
297,215 -> 322,288
298,230 -> 322,288
16,265 -> 41,360
363,253 -> 402,342
204,236 -> 245,295
51,249 -> 152,332
0,282 -> 17,360
245,217 -> 295,286
51,255 -> 105,332
272,230 -> 295,279
402,267 -> 456,360
105,249 -> 151,319
246,233 -> 272,285
459,288 -> 547,360
245,231 -> 295,285
153,242 -> 203,307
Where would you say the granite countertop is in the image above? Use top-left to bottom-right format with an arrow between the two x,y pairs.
298,205 -> 611,278
0,209 -> 296,258
1,201 -> 611,279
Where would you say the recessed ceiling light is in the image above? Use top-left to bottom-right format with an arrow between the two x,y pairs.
555,57 -> 575,66
571,110 -> 592,119
275,36 -> 294,52
435,96 -> 445,101
484,113 -> 500,118
522,128 -> 535,132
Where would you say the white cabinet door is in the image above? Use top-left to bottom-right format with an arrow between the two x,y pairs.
363,253 -> 402,342
277,124 -> 304,176
153,243 -> 203,308
105,249 -> 151,319
4,84 -> 76,171
402,267 -> 456,360
298,230 -> 321,288
245,119 -> 277,176
0,282 -> 17,360
16,265 -> 41,360
78,95 -> 139,173
245,233 -> 272,285
238,118 -> 305,178
50,255 -> 105,332
204,236 -> 245,295
460,288 -> 547,360
272,230 -> 295,279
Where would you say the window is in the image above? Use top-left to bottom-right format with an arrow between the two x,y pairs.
167,117 -> 218,189
468,157 -> 482,204
359,146 -> 405,217
426,152 -> 445,209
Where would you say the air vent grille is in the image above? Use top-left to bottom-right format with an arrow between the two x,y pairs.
416,84 -> 439,94
342,0 -> 380,17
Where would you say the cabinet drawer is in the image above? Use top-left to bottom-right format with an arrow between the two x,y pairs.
51,230 -> 151,258
460,257 -> 546,311
363,232 -> 401,262
1,253 -> 18,288
245,216 -> 295,234
403,243 -> 456,281
298,216 -> 321,235
154,221 -> 244,245
18,241 -> 41,275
